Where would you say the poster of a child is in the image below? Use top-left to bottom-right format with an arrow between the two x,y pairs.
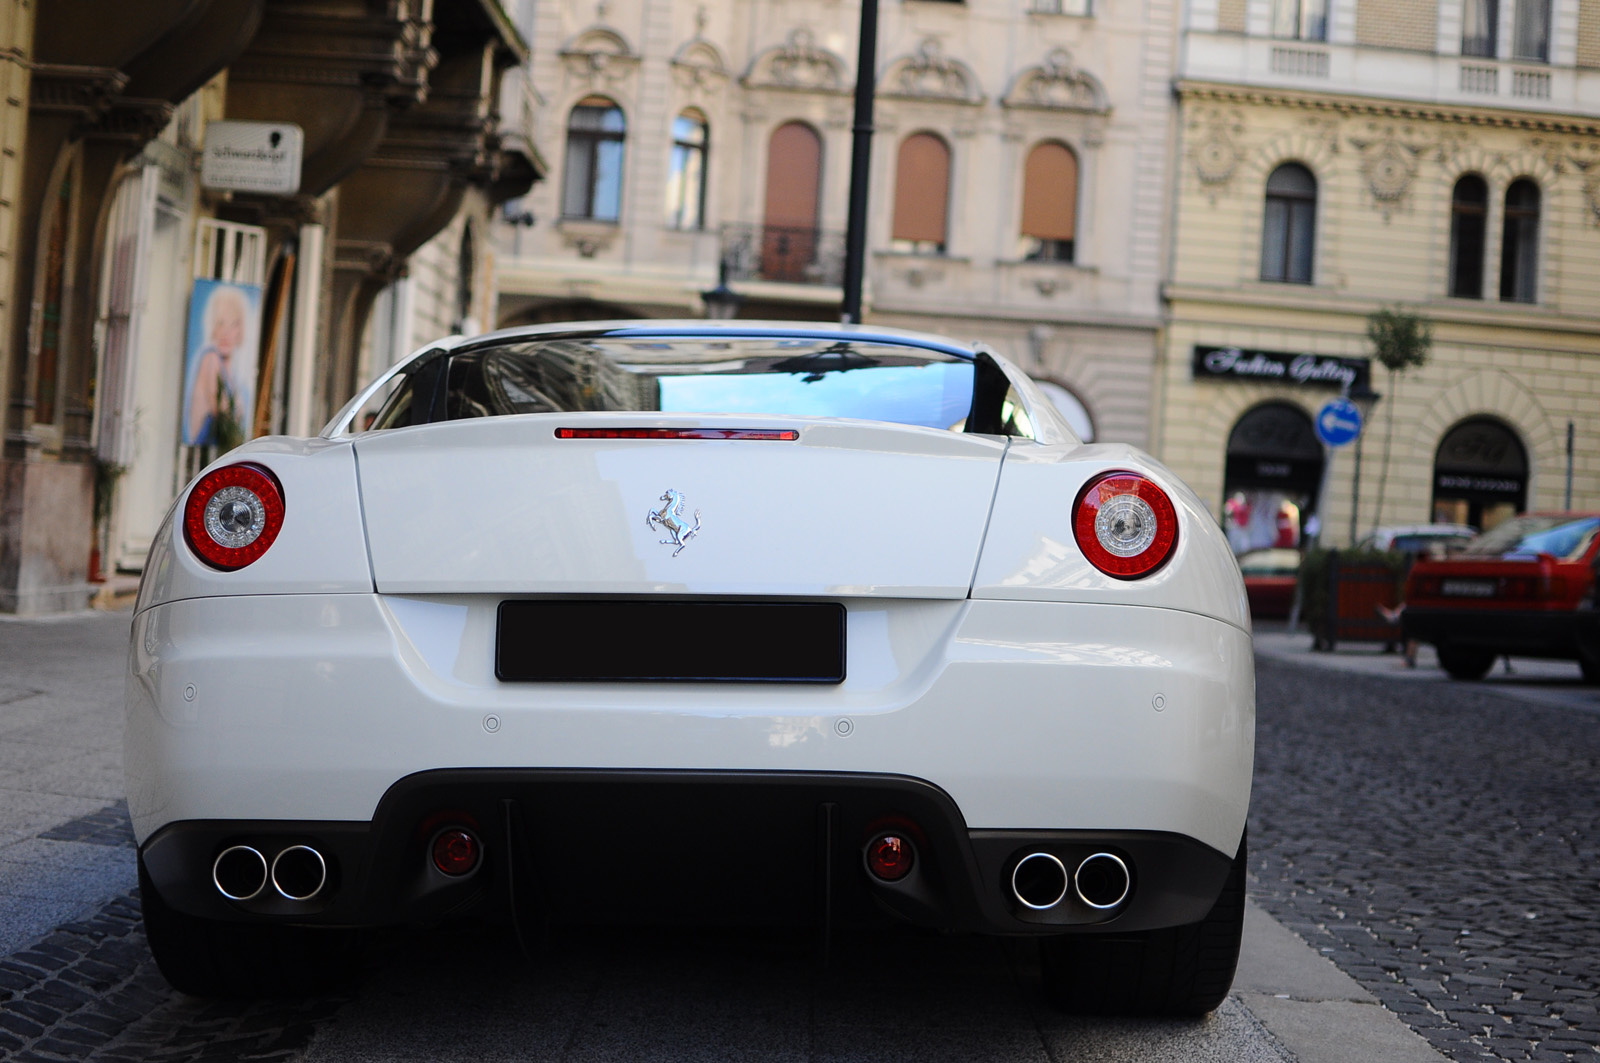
182,279 -> 262,447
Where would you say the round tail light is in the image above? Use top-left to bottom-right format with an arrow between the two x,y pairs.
866,834 -> 915,882
1073,471 -> 1178,579
182,462 -> 285,570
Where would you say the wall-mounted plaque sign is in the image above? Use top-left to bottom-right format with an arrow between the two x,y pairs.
201,121 -> 304,195
1192,345 -> 1371,394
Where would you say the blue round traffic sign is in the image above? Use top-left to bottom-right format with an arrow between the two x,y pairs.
1315,397 -> 1363,447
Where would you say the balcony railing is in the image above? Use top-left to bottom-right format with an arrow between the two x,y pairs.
720,223 -> 845,287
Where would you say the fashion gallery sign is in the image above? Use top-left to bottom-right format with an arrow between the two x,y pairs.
1192,346 -> 1371,393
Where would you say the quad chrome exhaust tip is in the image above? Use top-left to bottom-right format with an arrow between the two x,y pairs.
1073,852 -> 1131,910
270,845 -> 328,901
1010,851 -> 1132,911
212,845 -> 269,901
1011,852 -> 1069,910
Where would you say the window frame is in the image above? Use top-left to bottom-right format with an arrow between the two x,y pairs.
890,131 -> 952,255
1511,0 -> 1551,62
1461,0 -> 1498,56
665,109 -> 709,231
1019,140 -> 1079,265
1499,178 -> 1540,304
1259,163 -> 1317,285
1448,174 -> 1488,300
562,96 -> 627,222
1269,0 -> 1328,41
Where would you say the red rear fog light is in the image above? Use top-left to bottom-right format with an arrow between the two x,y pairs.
866,834 -> 915,881
431,828 -> 481,876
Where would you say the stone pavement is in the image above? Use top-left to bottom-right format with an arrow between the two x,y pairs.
0,611 -> 136,957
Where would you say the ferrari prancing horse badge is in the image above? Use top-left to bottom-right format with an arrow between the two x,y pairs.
646,488 -> 701,557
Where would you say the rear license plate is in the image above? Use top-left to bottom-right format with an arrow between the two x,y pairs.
1440,579 -> 1497,598
496,601 -> 846,683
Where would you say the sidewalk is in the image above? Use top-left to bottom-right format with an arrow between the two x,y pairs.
0,608 -> 137,953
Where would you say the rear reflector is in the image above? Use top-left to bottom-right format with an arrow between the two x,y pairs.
867,834 -> 915,881
555,427 -> 798,440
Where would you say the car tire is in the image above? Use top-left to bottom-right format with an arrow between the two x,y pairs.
1576,642 -> 1600,684
1436,645 -> 1496,681
139,855 -> 362,997
1038,832 -> 1246,1017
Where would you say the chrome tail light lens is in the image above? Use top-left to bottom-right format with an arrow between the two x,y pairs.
1073,471 -> 1178,579
182,462 -> 285,570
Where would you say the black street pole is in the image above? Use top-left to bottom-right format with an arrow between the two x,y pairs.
840,0 -> 879,324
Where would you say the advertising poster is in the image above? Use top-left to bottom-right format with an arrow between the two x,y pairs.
182,278 -> 262,447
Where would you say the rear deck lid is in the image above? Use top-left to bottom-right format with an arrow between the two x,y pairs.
352,416 -> 1006,597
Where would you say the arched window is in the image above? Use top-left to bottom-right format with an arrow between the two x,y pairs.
1500,178 -> 1539,303
562,96 -> 625,221
1019,141 -> 1078,263
1448,174 -> 1488,299
761,121 -> 823,282
666,109 -> 708,230
891,132 -> 951,254
1260,163 -> 1316,284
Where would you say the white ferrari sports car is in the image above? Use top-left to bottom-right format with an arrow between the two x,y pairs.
127,322 -> 1254,1011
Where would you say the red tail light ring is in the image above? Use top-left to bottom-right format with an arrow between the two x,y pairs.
183,462 -> 285,570
1073,471 -> 1179,579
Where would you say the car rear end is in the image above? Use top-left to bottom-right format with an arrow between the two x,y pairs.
1403,513 -> 1600,678
127,324 -> 1253,1007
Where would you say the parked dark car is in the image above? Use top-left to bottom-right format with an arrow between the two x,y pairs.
1402,513 -> 1600,680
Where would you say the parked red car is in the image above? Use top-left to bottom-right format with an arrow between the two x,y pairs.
1402,513 -> 1600,681
1237,548 -> 1301,619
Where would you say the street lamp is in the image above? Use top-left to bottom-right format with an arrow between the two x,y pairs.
701,260 -> 743,320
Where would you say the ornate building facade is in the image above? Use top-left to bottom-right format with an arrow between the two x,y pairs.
1160,0 -> 1600,551
494,0 -> 1180,448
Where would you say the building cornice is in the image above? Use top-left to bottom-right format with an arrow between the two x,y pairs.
1174,79 -> 1600,137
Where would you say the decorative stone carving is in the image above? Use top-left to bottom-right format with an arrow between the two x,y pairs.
560,27 -> 639,91
671,38 -> 729,94
1002,49 -> 1107,113
743,29 -> 848,93
1189,107 -> 1244,195
880,38 -> 982,104
1348,123 -> 1426,216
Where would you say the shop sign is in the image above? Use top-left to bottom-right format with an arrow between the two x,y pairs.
201,121 -> 304,194
1192,345 -> 1370,393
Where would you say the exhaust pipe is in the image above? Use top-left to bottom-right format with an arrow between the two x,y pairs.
270,845 -> 328,901
213,845 -> 268,901
1074,852 -> 1131,910
1010,852 -> 1069,910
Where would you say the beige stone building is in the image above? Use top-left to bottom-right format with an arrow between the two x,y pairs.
1162,0 -> 1600,551
494,0 -> 1183,447
0,1 -> 541,614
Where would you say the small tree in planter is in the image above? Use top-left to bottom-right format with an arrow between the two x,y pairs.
1366,307 -> 1432,532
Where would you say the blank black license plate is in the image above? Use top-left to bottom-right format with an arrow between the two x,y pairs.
496,601 -> 846,683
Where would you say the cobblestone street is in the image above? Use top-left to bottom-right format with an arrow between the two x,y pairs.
8,612 -> 1600,1061
1250,657 -> 1600,1062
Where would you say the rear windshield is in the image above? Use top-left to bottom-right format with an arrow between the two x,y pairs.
371,336 -> 979,432
1459,516 -> 1600,561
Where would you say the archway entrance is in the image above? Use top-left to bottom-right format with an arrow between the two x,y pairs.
1223,402 -> 1323,553
1432,417 -> 1527,531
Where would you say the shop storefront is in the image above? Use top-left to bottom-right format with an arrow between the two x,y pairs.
1193,345 -> 1371,553
1432,416 -> 1527,531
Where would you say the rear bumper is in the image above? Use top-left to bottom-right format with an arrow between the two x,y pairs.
127,591 -> 1253,930
1403,607 -> 1600,657
140,769 -> 1235,935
